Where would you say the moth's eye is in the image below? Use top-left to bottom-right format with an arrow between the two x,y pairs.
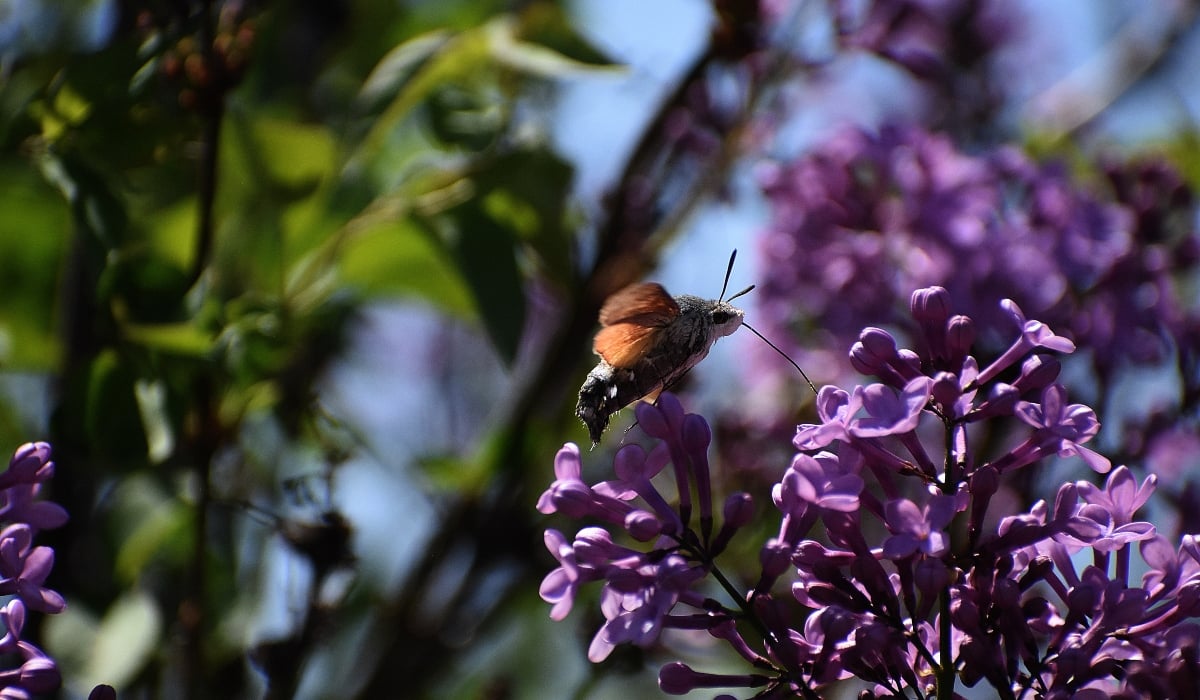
711,310 -> 734,324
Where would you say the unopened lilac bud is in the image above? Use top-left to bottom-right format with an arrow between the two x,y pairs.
723,492 -> 753,528
637,393 -> 686,440
682,414 -> 711,452
969,383 -> 1018,421
18,655 -> 60,693
910,286 -> 951,325
635,401 -> 670,440
849,341 -> 881,375
1066,584 -> 1098,617
950,594 -> 981,631
946,314 -> 975,359
1013,355 -> 1061,394
710,493 -> 754,557
0,442 -> 54,489
912,287 -> 952,359
658,661 -> 764,695
931,371 -> 961,408
612,444 -> 649,482
860,327 -> 900,361
1177,580 -> 1200,616
551,481 -> 602,519
658,662 -> 697,694
806,582 -> 861,610
1020,556 -> 1054,589
969,465 -> 999,499
625,509 -> 663,541
573,527 -> 615,561
759,538 -> 792,579
914,559 -> 950,605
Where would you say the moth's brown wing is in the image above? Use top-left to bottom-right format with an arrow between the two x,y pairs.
594,283 -> 680,368
594,323 -> 665,368
598,283 -> 680,326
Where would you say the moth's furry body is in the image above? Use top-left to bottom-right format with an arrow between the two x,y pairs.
576,292 -> 744,445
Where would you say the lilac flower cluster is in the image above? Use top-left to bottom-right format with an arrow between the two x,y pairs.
828,0 -> 1018,132
537,287 -> 1200,697
753,126 -> 1199,478
756,126 -> 1196,374
0,442 -> 69,698
834,0 -> 1014,82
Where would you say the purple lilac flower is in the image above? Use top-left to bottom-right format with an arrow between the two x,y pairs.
834,0 -> 1015,81
538,287 -> 1200,697
0,443 -> 70,697
755,124 -> 1197,383
538,398 -> 758,666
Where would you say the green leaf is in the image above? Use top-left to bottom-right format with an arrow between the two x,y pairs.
134,378 -> 175,464
440,199 -> 525,364
487,15 -> 621,78
355,26 -> 493,162
514,3 -> 617,68
477,148 -> 575,284
86,351 -> 150,461
43,604 -> 99,693
355,11 -> 617,163
122,320 -> 216,357
31,82 -> 92,141
101,247 -> 191,322
112,474 -> 191,581
359,29 -> 454,107
0,163 -> 70,368
36,150 -> 128,250
424,84 -> 503,151
84,591 -> 164,690
234,113 -> 338,191
337,209 -> 476,315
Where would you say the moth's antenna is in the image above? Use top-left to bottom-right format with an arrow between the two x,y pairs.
721,249 -> 819,397
742,321 -> 820,397
726,284 -> 755,303
720,250 -> 738,302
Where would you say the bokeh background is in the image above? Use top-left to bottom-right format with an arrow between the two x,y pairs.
0,0 -> 1198,697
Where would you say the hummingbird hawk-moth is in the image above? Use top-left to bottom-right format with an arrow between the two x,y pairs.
575,251 -> 814,446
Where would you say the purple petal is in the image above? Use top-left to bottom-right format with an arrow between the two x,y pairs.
553,444 -> 582,481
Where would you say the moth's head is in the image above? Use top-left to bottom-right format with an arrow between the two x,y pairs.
709,300 -> 744,338
678,295 -> 745,338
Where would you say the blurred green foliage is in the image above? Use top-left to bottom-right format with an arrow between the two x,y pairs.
0,0 -> 630,696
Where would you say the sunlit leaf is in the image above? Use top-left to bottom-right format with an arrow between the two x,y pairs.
36,150 -> 128,249
476,148 -> 575,284
86,351 -> 150,460
134,378 -> 174,463
43,605 -> 99,695
0,164 -> 69,368
439,199 -> 525,364
233,113 -> 337,190
488,15 -> 622,78
31,83 -> 92,141
338,216 -> 474,316
359,29 -> 454,106
515,3 -> 617,68
83,591 -> 164,691
112,475 -> 191,581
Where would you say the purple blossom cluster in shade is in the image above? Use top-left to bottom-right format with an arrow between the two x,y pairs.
833,0 -> 1014,83
537,287 -> 1200,698
754,124 -> 1198,381
0,442 -> 70,698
